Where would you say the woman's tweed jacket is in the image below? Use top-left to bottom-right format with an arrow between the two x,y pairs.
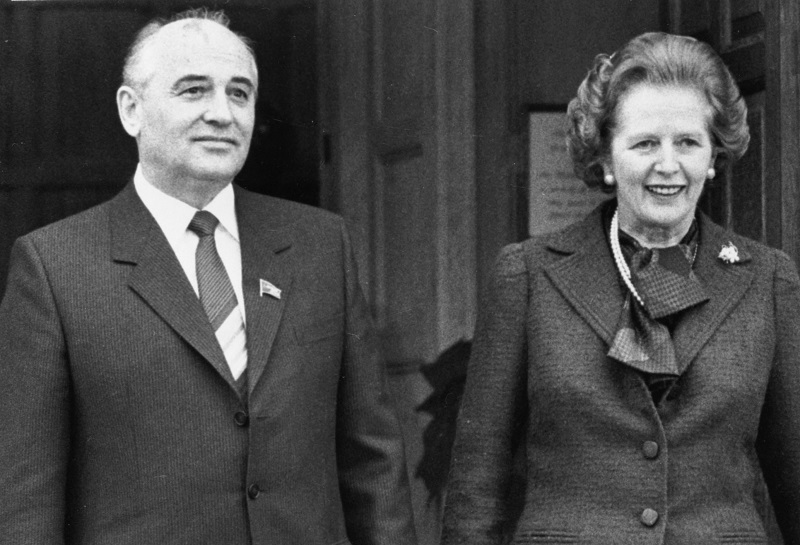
442,202 -> 800,545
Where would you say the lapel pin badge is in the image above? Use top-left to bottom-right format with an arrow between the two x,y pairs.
259,279 -> 282,300
718,241 -> 740,264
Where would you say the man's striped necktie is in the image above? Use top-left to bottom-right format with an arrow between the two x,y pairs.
188,211 -> 247,382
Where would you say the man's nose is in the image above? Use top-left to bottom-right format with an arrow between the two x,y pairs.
203,91 -> 234,125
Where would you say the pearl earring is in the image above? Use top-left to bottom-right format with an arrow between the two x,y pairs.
604,173 -> 615,185
707,167 -> 716,180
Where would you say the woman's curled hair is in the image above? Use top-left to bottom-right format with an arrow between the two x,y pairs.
566,32 -> 750,191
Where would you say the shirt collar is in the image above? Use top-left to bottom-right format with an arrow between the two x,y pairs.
133,164 -> 239,242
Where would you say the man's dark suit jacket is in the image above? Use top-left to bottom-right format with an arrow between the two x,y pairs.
442,201 -> 800,544
0,183 -> 417,545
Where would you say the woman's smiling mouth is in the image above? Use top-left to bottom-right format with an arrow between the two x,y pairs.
647,185 -> 685,196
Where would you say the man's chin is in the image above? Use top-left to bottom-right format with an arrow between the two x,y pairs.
187,164 -> 244,186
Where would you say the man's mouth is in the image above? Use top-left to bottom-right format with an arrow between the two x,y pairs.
194,136 -> 237,145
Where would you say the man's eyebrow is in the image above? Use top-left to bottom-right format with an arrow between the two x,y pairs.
169,75 -> 256,96
170,75 -> 210,91
230,76 -> 256,90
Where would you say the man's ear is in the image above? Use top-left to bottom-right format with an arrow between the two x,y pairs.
117,86 -> 142,137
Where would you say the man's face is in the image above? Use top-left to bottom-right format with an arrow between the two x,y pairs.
131,21 -> 257,193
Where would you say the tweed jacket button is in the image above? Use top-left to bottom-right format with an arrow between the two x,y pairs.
640,508 -> 659,527
247,483 -> 261,500
234,411 -> 249,427
642,440 -> 659,459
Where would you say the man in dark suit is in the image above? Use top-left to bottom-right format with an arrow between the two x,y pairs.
0,9 -> 417,545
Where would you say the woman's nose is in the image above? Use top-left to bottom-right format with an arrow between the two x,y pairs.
654,145 -> 679,174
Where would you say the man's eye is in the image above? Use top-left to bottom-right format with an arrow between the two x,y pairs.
182,86 -> 205,97
231,88 -> 250,101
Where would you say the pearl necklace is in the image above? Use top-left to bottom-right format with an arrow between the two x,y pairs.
610,210 -> 645,307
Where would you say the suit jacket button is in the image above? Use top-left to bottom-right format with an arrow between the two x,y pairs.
248,484 -> 261,500
640,508 -> 659,527
234,411 -> 249,427
642,440 -> 659,459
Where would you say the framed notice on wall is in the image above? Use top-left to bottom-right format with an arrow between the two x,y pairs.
527,106 -> 608,236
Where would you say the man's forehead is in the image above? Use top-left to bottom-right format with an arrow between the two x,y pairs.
143,19 -> 257,83
159,19 -> 228,47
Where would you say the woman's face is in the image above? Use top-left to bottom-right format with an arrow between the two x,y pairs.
604,84 -> 716,247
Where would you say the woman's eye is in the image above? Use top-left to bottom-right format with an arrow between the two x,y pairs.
633,140 -> 656,151
231,89 -> 249,101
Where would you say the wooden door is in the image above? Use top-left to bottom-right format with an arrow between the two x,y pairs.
664,2 -> 800,542
319,1 -> 477,542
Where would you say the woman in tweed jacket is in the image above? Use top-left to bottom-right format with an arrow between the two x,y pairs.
442,32 -> 800,544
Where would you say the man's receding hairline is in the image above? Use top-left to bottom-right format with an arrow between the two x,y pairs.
122,16 -> 257,91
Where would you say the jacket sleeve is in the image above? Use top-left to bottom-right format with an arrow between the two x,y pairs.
441,243 -> 529,545
0,237 -> 70,544
757,250 -> 800,542
334,223 -> 418,545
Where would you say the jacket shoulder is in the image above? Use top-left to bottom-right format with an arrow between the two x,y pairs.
19,194 -> 117,250
509,211 -> 603,274
235,187 -> 344,232
700,216 -> 798,281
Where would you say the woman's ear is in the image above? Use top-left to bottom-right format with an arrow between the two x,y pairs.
705,150 -> 720,180
601,161 -> 615,186
117,86 -> 142,138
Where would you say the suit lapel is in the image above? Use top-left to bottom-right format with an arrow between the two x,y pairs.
540,204 -> 756,377
543,202 -> 625,345
672,214 -> 755,373
110,184 -> 236,387
235,187 -> 294,395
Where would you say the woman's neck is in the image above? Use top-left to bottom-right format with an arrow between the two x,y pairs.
618,215 -> 692,249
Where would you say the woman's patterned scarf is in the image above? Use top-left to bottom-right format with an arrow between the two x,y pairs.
606,212 -> 709,400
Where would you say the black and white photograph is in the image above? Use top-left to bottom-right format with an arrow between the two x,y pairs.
1,1 -> 799,544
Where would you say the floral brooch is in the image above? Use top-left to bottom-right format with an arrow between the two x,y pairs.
718,241 -> 741,264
